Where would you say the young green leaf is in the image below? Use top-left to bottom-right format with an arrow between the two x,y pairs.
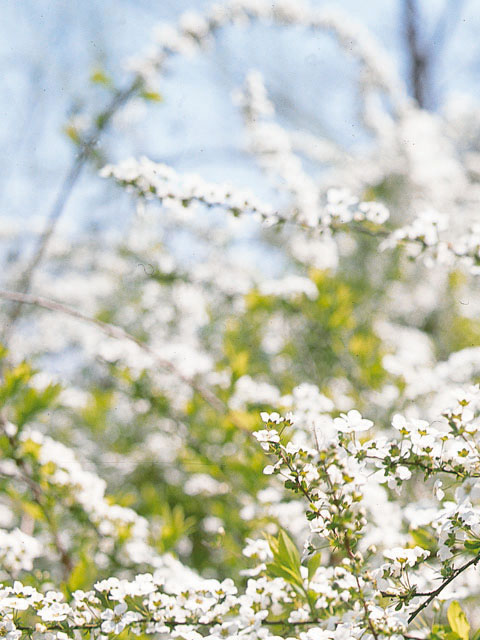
307,553 -> 321,581
448,601 -> 470,640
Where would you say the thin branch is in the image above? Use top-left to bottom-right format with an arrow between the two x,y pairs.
15,617 -> 321,634
363,453 -> 480,479
408,551 -> 480,623
0,289 -> 250,434
404,0 -> 430,109
2,77 -> 142,348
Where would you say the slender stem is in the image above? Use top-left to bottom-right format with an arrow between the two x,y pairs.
0,289 -> 251,434
408,552 -> 480,623
363,453 -> 478,479
2,78 -> 142,348
15,618 -> 317,634
404,0 -> 430,109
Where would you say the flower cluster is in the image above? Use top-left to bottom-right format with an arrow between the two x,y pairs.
4,0 -> 480,639
0,528 -> 42,577
100,157 -> 277,223
380,211 -> 480,274
251,385 -> 480,628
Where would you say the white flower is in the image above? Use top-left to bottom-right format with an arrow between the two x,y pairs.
101,603 -> 129,634
259,411 -> 283,424
0,618 -> 21,640
243,538 -> 273,562
252,429 -> 280,451
358,201 -> 389,224
438,544 -> 453,561
396,466 -> 411,480
334,410 -> 373,433
300,628 -> 334,640
383,546 -> 429,576
392,414 -> 409,433
94,577 -> 121,593
37,602 -> 71,622
434,480 -> 445,500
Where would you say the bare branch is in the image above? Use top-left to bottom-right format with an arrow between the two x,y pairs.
408,552 -> 480,623
0,288 -> 237,423
404,0 -> 430,109
2,78 -> 142,347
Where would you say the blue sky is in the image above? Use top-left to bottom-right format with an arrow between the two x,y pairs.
1,0 -> 479,244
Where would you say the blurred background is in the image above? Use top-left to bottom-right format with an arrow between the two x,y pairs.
1,0 -> 478,237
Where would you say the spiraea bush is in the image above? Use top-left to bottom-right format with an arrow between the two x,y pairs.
2,2 -> 480,640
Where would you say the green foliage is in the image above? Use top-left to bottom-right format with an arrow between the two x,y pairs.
410,527 -> 437,554
0,355 -> 61,430
67,551 -> 98,592
266,529 -> 303,590
140,90 -> 163,102
222,268 -> 387,399
90,67 -> 113,87
448,601 -> 470,640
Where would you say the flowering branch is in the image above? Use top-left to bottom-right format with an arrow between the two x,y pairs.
407,551 -> 480,623
0,289 -> 255,435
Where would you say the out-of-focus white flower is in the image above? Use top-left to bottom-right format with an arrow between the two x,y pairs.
334,410 -> 373,433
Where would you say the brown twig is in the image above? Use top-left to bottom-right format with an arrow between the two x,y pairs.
2,78 -> 142,348
404,0 -> 430,109
0,289 -> 250,434
408,551 -> 480,623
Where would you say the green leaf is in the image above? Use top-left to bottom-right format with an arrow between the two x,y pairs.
464,539 -> 480,553
265,532 -> 279,557
66,552 -> 98,592
266,530 -> 303,590
21,500 -> 45,522
448,601 -> 470,640
140,90 -> 163,102
307,553 -> 321,581
90,68 -> 112,87
159,504 -> 195,552
411,527 -> 437,551
277,529 -> 301,572
266,562 -> 303,589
